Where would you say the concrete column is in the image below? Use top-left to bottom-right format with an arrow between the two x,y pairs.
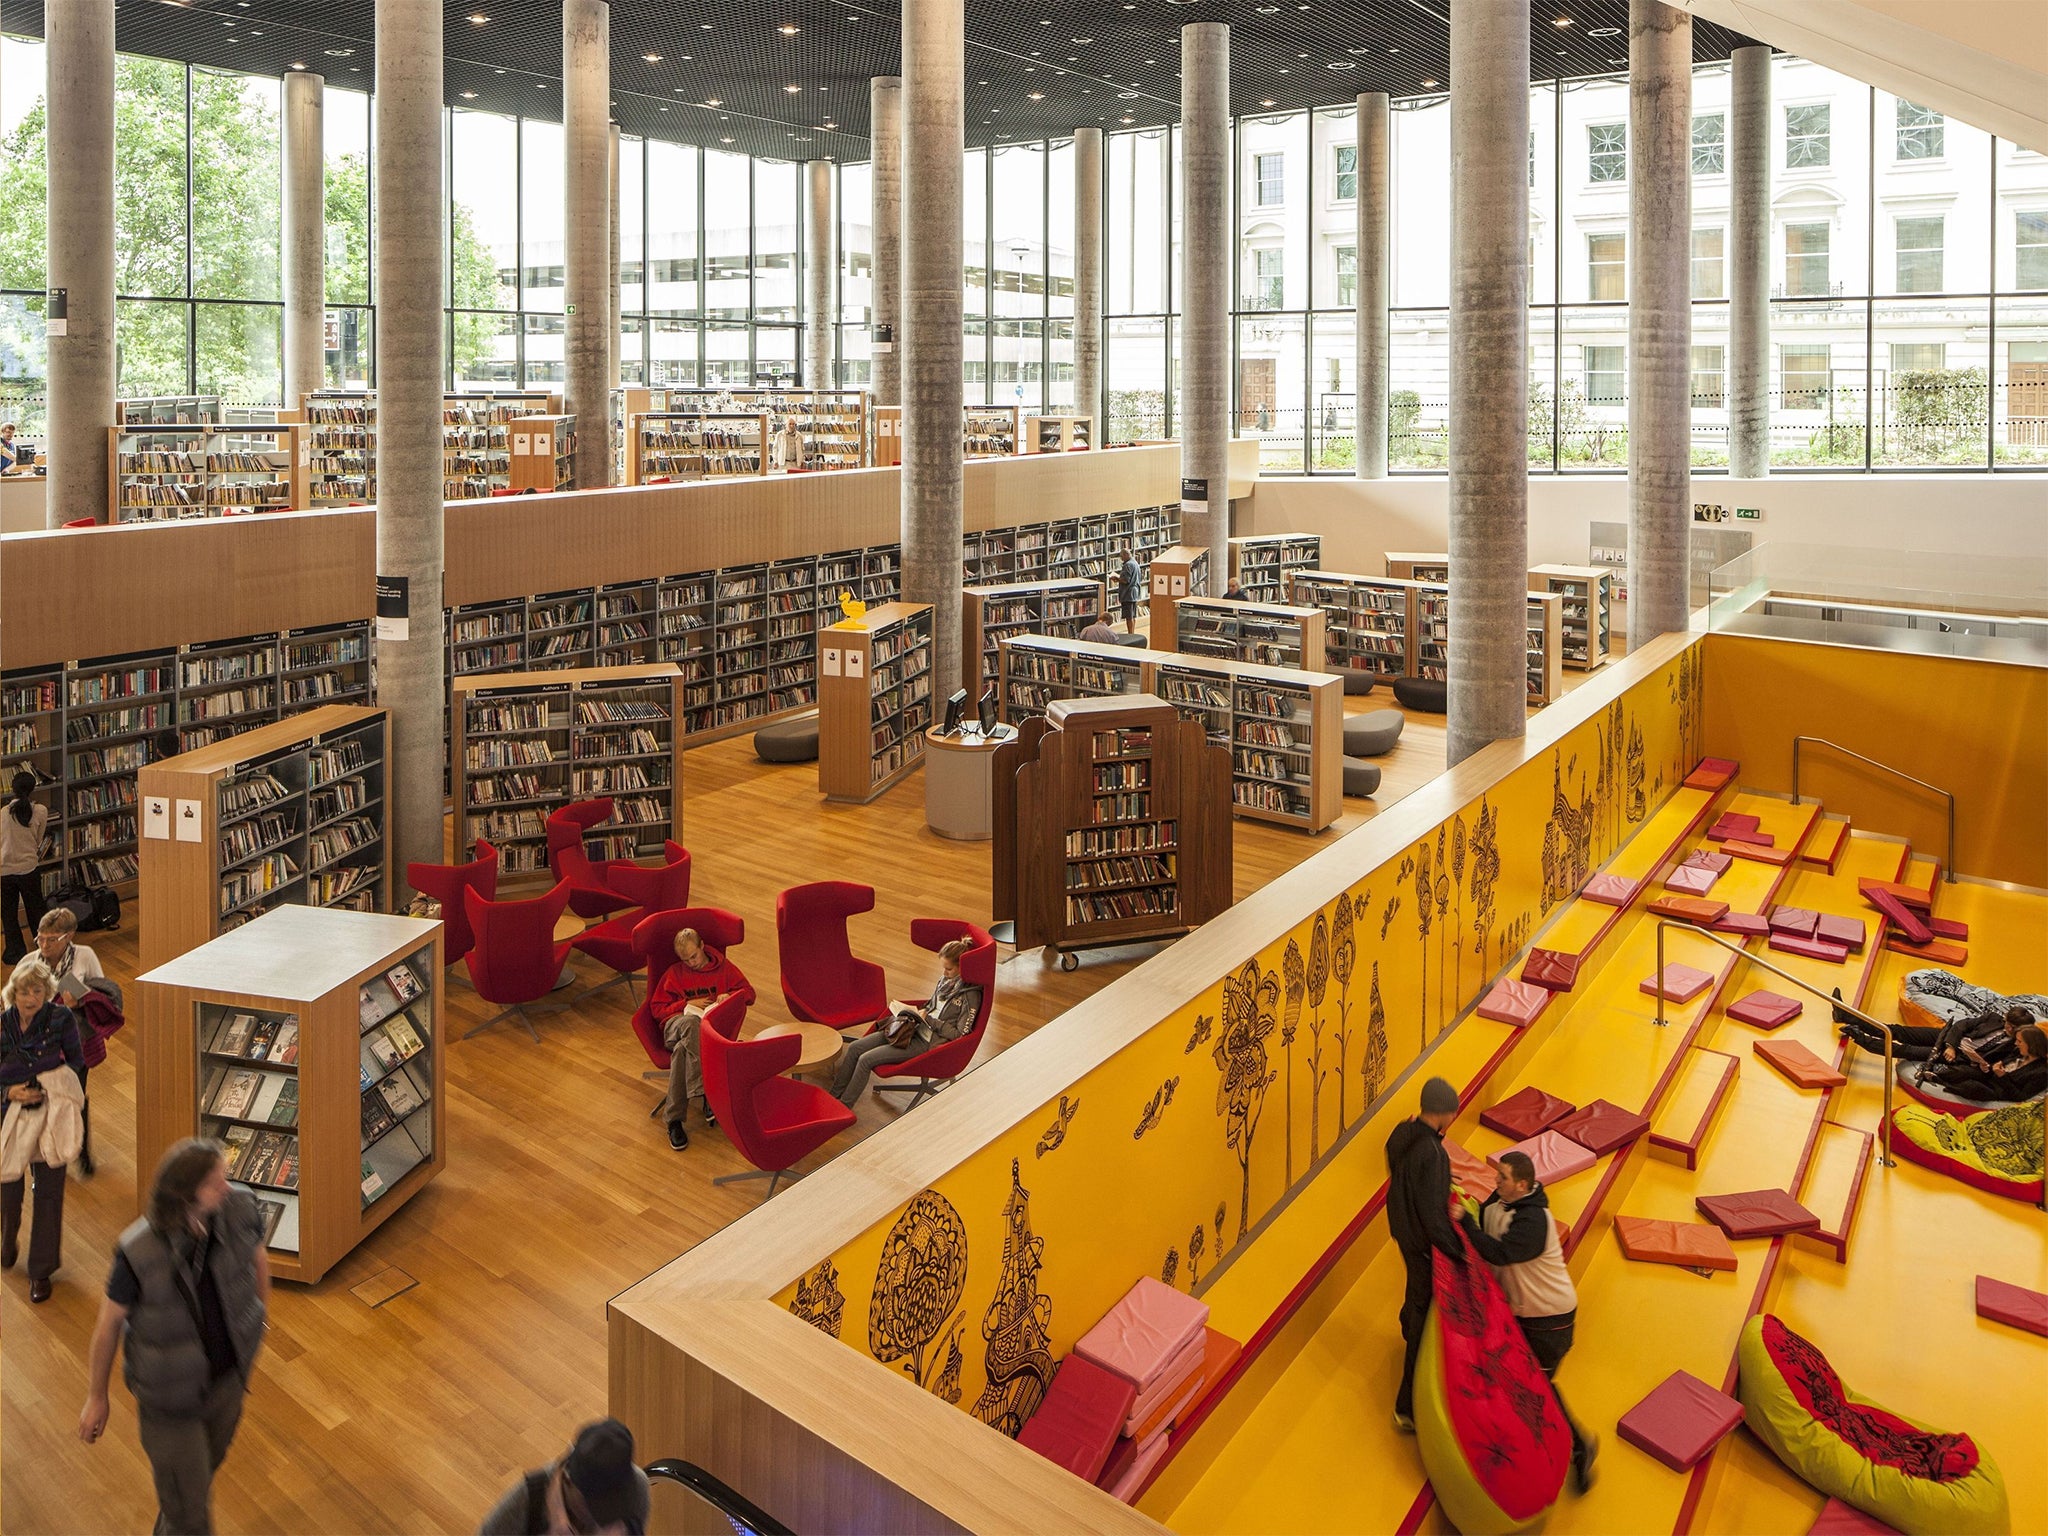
1446,0 -> 1529,765
375,0 -> 446,893
43,0 -> 115,528
900,4 -> 964,691
1627,0 -> 1693,647
805,159 -> 836,388
563,0 -> 610,487
1355,92 -> 1390,479
1072,127 -> 1103,425
282,71 -> 326,409
609,121 -> 622,393
1728,43 -> 1770,479
1179,22 -> 1231,556
869,77 -> 904,407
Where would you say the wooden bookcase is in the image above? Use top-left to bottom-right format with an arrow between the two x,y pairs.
628,413 -> 770,483
109,422 -> 306,522
304,392 -> 376,509
1412,581 -> 1451,681
996,635 -> 1150,724
138,704 -> 391,971
1008,695 -> 1232,965
1023,414 -> 1093,454
961,578 -> 1106,693
441,392 -> 558,500
1525,591 -> 1566,705
1531,563 -> 1614,670
1227,534 -> 1322,603
817,603 -> 934,803
1287,570 -> 1418,681
136,906 -> 445,1285
1385,552 -> 1450,582
115,395 -> 223,427
452,664 -> 683,879
1172,595 -> 1325,670
965,406 -> 1021,459
963,505 -> 1180,607
1146,543 -> 1212,649
505,414 -> 577,493
622,388 -> 866,472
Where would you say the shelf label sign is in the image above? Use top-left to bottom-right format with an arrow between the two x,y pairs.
376,575 -> 410,641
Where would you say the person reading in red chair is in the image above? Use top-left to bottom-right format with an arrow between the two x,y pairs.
830,939 -> 981,1108
648,928 -> 750,1151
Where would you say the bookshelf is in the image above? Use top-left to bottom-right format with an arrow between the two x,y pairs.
137,704 -> 391,970
594,579 -> 658,668
817,603 -> 934,803
109,423 -> 306,522
1385,552 -> 1450,582
1227,534 -> 1323,603
1287,570 -> 1417,681
965,406 -> 1021,459
1531,564 -> 1614,670
1145,543 -> 1211,650
1526,592 -> 1566,705
961,578 -> 1106,693
629,412 -> 770,482
115,395 -> 223,427
619,387 -> 867,472
0,663 -> 64,889
505,414 -> 578,494
1412,581 -> 1451,682
1154,659 -> 1343,831
304,391 -> 376,508
1022,414 -> 1093,454
441,392 -> 557,499
136,906 -> 445,1284
1007,695 -> 1231,965
996,635 -> 1149,724
1173,596 -> 1325,670
452,664 -> 683,879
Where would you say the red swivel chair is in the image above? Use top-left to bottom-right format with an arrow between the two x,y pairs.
698,995 -> 855,1196
628,906 -> 751,1110
461,880 -> 575,1042
567,841 -> 694,1002
405,839 -> 501,972
870,920 -> 997,1108
775,881 -> 890,1032
546,798 -> 635,921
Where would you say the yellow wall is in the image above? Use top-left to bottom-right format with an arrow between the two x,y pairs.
772,649 -> 1699,1431
1700,636 -> 2047,888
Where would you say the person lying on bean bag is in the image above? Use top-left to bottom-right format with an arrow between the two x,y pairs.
1918,1024 -> 2046,1104
1838,1002 -> 2028,1066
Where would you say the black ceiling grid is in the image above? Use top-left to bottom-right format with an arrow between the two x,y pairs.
0,0 -> 1755,161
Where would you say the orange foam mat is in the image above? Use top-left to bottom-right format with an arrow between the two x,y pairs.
1753,1037 -> 1848,1090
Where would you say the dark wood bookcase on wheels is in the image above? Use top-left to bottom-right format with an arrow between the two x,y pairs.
1003,695 -> 1231,970
817,603 -> 935,804
136,906 -> 445,1284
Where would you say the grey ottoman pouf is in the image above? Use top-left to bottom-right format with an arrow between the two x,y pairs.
1342,758 -> 1383,797
1341,668 -> 1377,697
1113,632 -> 1149,648
1342,709 -> 1405,758
1393,676 -> 1449,714
754,713 -> 821,763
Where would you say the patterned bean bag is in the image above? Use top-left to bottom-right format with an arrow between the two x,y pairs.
1737,1315 -> 2009,1536
1886,1099 -> 2045,1205
1898,970 -> 2048,1032
1413,1233 -> 1571,1535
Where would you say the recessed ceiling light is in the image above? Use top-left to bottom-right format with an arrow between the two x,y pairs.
780,23 -> 801,35
1421,78 -> 1439,87
659,106 -> 668,112
1118,91 -> 1138,99
721,136 -> 734,143
1259,98 -> 1276,107
1121,116 -> 1135,124
468,11 -> 488,23
704,97 -> 722,106
1589,25 -> 1621,36
823,121 -> 837,129
1327,60 -> 1354,69
978,80 -> 990,85
325,48 -> 353,57
290,62 -> 306,70
643,52 -> 661,62
1388,46 -> 1399,53
1257,4 -> 1278,11
1028,92 -> 1045,100
460,90 -> 478,99
1072,37 -> 1092,44
784,84 -> 803,93
1553,15 -> 1574,25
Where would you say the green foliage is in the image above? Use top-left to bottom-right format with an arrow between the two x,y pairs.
1882,367 -> 1987,461
1108,388 -> 1166,442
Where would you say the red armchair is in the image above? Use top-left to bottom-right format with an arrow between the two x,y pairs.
546,798 -> 635,920
775,881 -> 890,1031
405,839 -> 500,970
567,841 -> 694,1002
461,880 -> 575,1042
628,907 -> 751,1109
871,919 -> 997,1108
699,995 -> 855,1195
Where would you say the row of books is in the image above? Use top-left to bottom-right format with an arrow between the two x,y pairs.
1066,820 -> 1175,857
220,1125 -> 300,1190
1063,854 -> 1175,891
1065,887 -> 1178,924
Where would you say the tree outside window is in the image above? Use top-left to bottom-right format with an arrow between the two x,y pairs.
1335,246 -> 1356,308
1894,216 -> 1944,294
1780,344 -> 1830,409
1895,101 -> 1944,162
1254,152 -> 1285,207
1588,123 -> 1625,183
1692,114 -> 1725,175
2014,211 -> 2048,290
1587,232 -> 1626,301
1784,221 -> 1831,296
1692,228 -> 1724,299
1785,104 -> 1831,169
1585,345 -> 1624,404
1332,145 -> 1356,202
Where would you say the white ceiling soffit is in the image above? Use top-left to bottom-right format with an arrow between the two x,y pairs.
1673,0 -> 2048,155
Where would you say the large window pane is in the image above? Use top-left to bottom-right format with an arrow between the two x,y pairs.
325,306 -> 373,390
192,70 -> 280,302
1528,84 -> 1556,306
1993,299 -> 2048,465
114,56 -> 189,299
1388,312 -> 1447,468
992,318 -> 1043,410
1877,89 -> 1989,297
755,323 -> 796,387
1239,113 -> 1307,311
1106,315 -> 1166,442
649,315 -> 699,386
1108,130 -> 1169,314
1047,138 -> 1075,317
964,148 -> 987,317
1784,222 -> 1831,296
1561,307 -> 1628,466
619,314 -> 645,385
1893,217 -> 1944,295
195,302 -> 281,404
704,151 -> 750,321
964,318 -> 987,398
991,142 -> 1044,320
1692,298 -> 1731,466
451,111 -> 519,310
839,160 -> 872,324
0,34 -> 47,292
1047,316 -> 1074,410
117,298 -> 190,397
647,140 -> 700,318
1872,299 -> 1987,466
1587,232 -> 1627,301
1692,228 -> 1725,299
1526,308 -> 1557,470
620,135 -> 645,314
1238,311 -> 1305,470
1311,309 -> 1355,470
0,294 -> 48,433
452,312 -> 518,389
325,87 -> 371,306
521,312 -> 563,386
520,120 -> 565,313
1772,298 -> 1868,467
704,320 -> 747,384
753,159 -> 798,322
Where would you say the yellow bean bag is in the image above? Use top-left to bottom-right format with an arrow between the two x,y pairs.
1737,1315 -> 2008,1536
1887,1099 -> 2045,1205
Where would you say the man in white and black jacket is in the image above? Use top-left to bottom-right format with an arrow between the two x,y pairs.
1459,1149 -> 1599,1493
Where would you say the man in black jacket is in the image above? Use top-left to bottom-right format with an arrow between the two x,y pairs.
1385,1075 -> 1465,1432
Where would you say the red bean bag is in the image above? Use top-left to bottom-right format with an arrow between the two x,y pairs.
1480,1085 -> 1575,1140
1413,1233 -> 1571,1534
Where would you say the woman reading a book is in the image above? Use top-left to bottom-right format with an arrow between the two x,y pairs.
1,955 -> 86,1303
830,939 -> 982,1108
648,928 -> 754,1152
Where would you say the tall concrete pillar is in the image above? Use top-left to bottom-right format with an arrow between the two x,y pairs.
900,4 -> 964,691
1179,22 -> 1231,556
1072,127 -> 1103,424
1627,0 -> 1693,647
609,122 -> 622,393
43,0 -> 115,528
563,0 -> 610,487
1728,43 -> 1770,479
1446,0 -> 1529,765
805,159 -> 836,388
283,71 -> 326,409
375,0 -> 446,892
869,77 -> 904,406
1356,92 -> 1390,479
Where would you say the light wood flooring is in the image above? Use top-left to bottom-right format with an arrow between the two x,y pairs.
0,675 -> 1586,1535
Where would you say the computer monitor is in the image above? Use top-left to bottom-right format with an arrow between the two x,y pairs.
977,685 -> 999,734
942,688 -> 967,736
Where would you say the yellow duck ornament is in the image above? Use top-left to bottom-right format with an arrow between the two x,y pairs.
836,589 -> 868,627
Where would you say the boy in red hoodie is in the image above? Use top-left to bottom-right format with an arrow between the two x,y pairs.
648,928 -> 753,1150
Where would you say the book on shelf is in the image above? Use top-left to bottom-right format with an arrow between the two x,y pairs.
211,1068 -> 263,1121
385,965 -> 423,1003
358,977 -> 400,1028
267,1076 -> 300,1126
244,1017 -> 278,1061
214,1011 -> 257,1057
361,1084 -> 396,1142
379,1068 -> 427,1120
221,1124 -> 256,1176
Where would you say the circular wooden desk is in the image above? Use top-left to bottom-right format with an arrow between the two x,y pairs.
923,724 -> 1017,841
749,1021 -> 846,1078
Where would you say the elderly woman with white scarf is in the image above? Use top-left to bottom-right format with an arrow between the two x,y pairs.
1,955 -> 87,1302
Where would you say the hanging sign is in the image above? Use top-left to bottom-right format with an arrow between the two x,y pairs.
376,575 -> 411,641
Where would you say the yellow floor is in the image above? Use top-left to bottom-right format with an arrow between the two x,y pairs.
1158,803 -> 2048,1536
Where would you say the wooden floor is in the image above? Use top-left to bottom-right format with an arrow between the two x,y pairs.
2,667 -> 1540,1535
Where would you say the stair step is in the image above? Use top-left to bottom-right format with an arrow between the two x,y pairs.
1794,1119 -> 1876,1264
1801,816 -> 1851,874
1649,1046 -> 1741,1170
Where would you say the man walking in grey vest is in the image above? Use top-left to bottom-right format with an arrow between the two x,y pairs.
79,1138 -> 270,1535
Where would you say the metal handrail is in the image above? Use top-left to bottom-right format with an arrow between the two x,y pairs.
1653,919 -> 1895,1169
1792,736 -> 1955,883
644,1458 -> 795,1536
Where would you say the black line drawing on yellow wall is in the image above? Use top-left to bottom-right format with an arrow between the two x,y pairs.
1469,797 -> 1501,977
1035,1094 -> 1079,1158
789,1257 -> 846,1338
1182,1012 -> 1213,1055
1447,816 -> 1468,1018
1331,891 -> 1358,1131
1540,752 -> 1596,915
1381,874 -> 1405,943
868,1189 -> 969,1392
1214,956 -> 1280,1241
1281,937 -> 1304,1187
1305,913 -> 1331,1162
933,1318 -> 966,1405
1215,1201 -> 1227,1253
1162,1246 -> 1180,1287
971,1160 -> 1056,1438
1598,699 -> 1624,853
1413,837 -> 1435,1050
1432,825 -> 1452,1038
1361,960 -> 1390,1107
1188,1223 -> 1206,1286
1628,717 -> 1647,822
1135,1076 -> 1180,1139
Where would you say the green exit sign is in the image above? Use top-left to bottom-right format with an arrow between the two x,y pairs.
1735,507 -> 1762,521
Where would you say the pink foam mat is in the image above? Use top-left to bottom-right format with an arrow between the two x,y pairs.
1018,1355 -> 1135,1482
1520,947 -> 1583,992
1073,1278 -> 1211,1392
1809,1498 -> 1902,1534
1476,978 -> 1551,1028
1711,911 -> 1770,937
1813,914 -> 1866,953
1583,872 -> 1637,906
1663,864 -> 1721,896
1124,1332 -> 1207,1428
1769,906 -> 1820,936
1726,990 -> 1804,1029
1695,1187 -> 1820,1238
1479,1085 -> 1576,1140
1682,849 -> 1733,875
1641,963 -> 1716,1004
1974,1275 -> 2048,1338
1865,887 -> 1933,945
1617,1370 -> 1746,1470
1552,1098 -> 1651,1156
1489,1128 -> 1598,1184
1770,932 -> 1850,964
